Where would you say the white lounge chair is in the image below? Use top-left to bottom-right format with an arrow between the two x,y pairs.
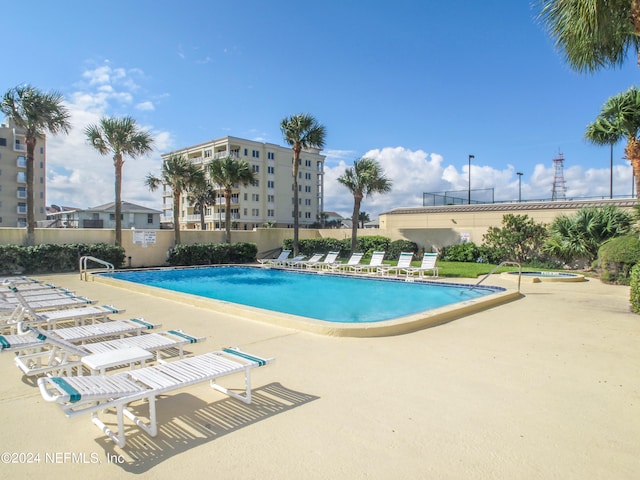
377,252 -> 414,277
400,252 -> 439,278
38,348 -> 274,447
13,327 -> 205,377
2,304 -> 125,333
278,254 -> 306,268
350,251 -> 386,274
258,250 -> 291,267
0,318 -> 161,354
1,291 -> 95,311
330,253 -> 364,273
293,253 -> 323,269
309,251 -> 340,270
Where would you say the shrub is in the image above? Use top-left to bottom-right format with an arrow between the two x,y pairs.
441,242 -> 482,262
284,236 -> 392,259
598,234 -> 640,285
387,239 -> 418,260
483,214 -> 548,263
0,243 -> 125,275
630,264 -> 640,313
545,205 -> 633,265
167,242 -> 257,266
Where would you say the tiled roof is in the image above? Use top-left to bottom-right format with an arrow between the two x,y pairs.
383,198 -> 637,215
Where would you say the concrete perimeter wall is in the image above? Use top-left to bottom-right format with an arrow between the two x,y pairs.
1,198 -> 634,268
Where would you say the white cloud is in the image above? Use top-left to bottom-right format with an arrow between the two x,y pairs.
136,101 -> 155,111
322,147 -> 633,219
45,62 -> 171,211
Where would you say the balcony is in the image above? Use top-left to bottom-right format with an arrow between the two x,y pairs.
213,151 -> 239,159
17,189 -> 27,199
14,143 -> 26,152
82,219 -> 104,228
16,157 -> 26,168
16,206 -> 27,214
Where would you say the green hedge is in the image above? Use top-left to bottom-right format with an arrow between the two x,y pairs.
167,242 -> 257,266
282,236 -> 417,260
598,234 -> 640,285
0,243 -> 125,275
630,264 -> 640,313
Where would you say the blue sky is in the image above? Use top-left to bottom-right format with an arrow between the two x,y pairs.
3,1 -> 639,218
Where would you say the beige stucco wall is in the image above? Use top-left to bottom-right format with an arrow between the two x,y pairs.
0,199 -> 635,267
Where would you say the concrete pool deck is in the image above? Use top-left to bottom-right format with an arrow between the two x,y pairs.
1,272 -> 638,479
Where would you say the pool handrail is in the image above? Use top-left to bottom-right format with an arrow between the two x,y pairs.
473,261 -> 521,292
79,256 -> 114,281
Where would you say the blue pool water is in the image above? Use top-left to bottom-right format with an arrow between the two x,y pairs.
102,266 -> 500,323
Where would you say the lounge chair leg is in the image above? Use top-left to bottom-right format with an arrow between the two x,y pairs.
92,407 -> 127,448
210,369 -> 252,404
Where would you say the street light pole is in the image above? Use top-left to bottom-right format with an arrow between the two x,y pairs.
516,172 -> 523,202
468,154 -> 474,204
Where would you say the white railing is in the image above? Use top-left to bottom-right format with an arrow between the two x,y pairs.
79,256 -> 114,281
14,144 -> 26,152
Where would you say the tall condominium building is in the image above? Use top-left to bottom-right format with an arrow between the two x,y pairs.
0,119 -> 47,227
160,136 -> 326,231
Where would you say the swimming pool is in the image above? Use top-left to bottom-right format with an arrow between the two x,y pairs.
98,266 -> 517,335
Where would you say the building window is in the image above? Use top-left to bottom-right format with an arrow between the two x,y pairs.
204,149 -> 212,158
305,212 -> 312,219
252,150 -> 259,158
40,147 -> 44,154
244,148 -> 248,156
17,156 -> 26,168
305,173 -> 311,180
267,209 -> 274,217
305,160 -> 311,167
251,208 -> 259,216
0,137 -> 6,146
252,180 -> 259,187
252,193 -> 259,202
252,164 -> 260,173
147,214 -> 153,224
267,180 -> 275,189
17,172 -> 26,183
267,166 -> 274,174
244,193 -> 248,201
267,194 -> 275,203
305,185 -> 311,193
267,152 -> 274,160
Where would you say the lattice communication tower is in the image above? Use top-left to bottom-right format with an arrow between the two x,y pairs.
551,152 -> 567,201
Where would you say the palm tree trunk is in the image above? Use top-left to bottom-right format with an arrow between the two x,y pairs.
200,207 -> 206,231
292,144 -> 301,256
351,195 -> 362,253
173,192 -> 181,245
114,156 -> 123,246
624,140 -> 640,200
224,189 -> 232,243
25,136 -> 37,246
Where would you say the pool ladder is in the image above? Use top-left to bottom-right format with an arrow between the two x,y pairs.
472,261 -> 522,292
79,256 -> 114,281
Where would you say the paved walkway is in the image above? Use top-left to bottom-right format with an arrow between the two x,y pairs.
1,272 -> 638,479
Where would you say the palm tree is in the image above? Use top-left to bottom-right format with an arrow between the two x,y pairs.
585,86 -> 640,199
207,155 -> 256,243
537,0 -> 640,73
544,205 -> 632,264
358,211 -> 371,228
146,154 -> 204,245
187,176 -> 217,231
1,85 -> 71,245
338,157 -> 392,253
585,117 -> 620,199
280,113 -> 326,255
85,116 -> 154,246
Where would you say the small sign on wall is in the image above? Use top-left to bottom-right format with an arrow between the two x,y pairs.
133,230 -> 157,247
460,232 -> 471,243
